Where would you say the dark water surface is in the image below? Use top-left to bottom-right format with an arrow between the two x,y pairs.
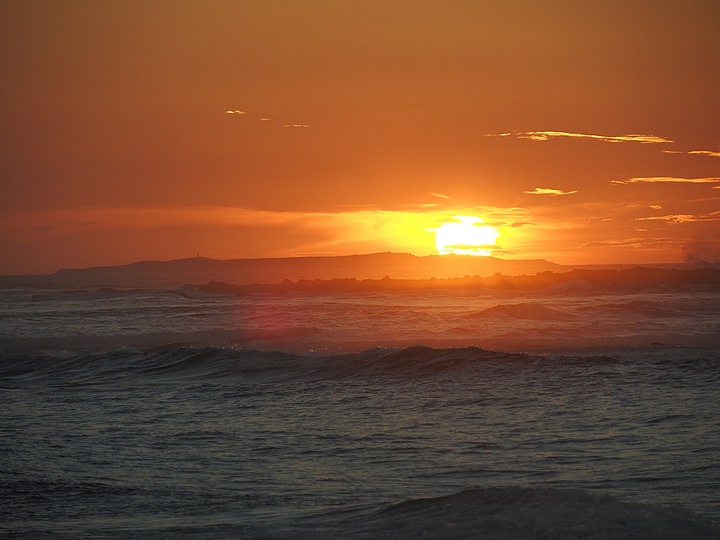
2,286 -> 719,538
2,346 -> 719,538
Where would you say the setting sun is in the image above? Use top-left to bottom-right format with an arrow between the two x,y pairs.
435,216 -> 500,256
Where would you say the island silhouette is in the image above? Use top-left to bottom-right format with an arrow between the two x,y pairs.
2,253 -> 717,293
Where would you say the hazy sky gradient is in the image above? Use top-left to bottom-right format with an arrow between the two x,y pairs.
2,1 -> 719,273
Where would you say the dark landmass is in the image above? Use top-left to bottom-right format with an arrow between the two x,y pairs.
0,253 -> 713,291
182,267 -> 720,296
1,253 -> 562,288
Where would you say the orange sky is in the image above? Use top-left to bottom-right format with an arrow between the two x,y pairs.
1,1 -> 719,274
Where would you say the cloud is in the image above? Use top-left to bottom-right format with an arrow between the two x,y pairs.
663,149 -> 720,158
582,237 -> 656,249
635,214 -> 700,224
31,224 -> 63,233
225,109 -> 309,128
524,187 -> 578,196
611,177 -> 720,185
430,192 -> 451,199
487,131 -> 672,144
580,236 -> 685,252
635,211 -> 720,224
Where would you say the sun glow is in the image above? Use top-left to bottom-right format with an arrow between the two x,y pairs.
435,216 -> 500,256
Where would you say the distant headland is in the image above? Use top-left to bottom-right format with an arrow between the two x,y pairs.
0,252 -> 710,290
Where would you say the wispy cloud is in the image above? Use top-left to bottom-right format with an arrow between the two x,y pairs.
635,211 -> 720,224
8,202 -> 713,270
524,187 -> 578,196
580,236 -> 684,252
663,149 -> 720,158
582,237 -> 659,249
224,110 -> 309,128
611,176 -> 720,186
3,206 -> 512,259
635,214 -> 700,224
487,131 -> 672,144
430,192 -> 451,199
31,224 -> 63,233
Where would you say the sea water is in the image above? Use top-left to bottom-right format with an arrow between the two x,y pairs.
1,283 -> 719,538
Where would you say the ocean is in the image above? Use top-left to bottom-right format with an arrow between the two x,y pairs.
2,275 -> 719,538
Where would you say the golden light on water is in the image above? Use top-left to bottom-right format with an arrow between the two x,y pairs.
435,216 -> 500,256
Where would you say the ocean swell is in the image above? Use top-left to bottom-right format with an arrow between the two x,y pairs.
0,345 -> 639,388
341,487 -> 720,540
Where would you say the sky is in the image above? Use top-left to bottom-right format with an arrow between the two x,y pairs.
1,0 -> 719,274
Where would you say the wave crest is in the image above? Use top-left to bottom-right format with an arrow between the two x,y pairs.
352,487 -> 720,540
466,302 -> 573,320
0,345 -> 536,385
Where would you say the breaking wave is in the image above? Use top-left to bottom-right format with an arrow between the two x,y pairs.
465,302 -> 574,320
0,345 -> 537,385
339,487 -> 720,540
